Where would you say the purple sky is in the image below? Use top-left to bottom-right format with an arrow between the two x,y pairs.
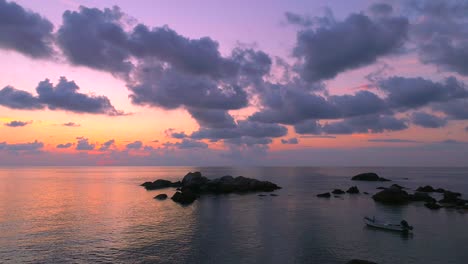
0,0 -> 467,166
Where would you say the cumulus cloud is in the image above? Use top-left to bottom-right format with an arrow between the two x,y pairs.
0,77 -> 124,115
76,137 -> 95,150
57,143 -> 73,149
281,138 -> 299,144
4,120 -> 31,127
99,139 -> 115,151
57,6 -> 132,74
0,0 -> 54,58
411,111 -> 447,128
434,99 -> 468,120
379,76 -> 468,109
188,108 -> 237,129
409,0 -> 468,75
321,114 -> 407,134
0,86 -> 43,110
293,12 -> 408,81
0,140 -> 43,151
126,140 -> 142,150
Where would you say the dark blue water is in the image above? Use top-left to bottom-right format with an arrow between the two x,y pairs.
0,167 -> 467,263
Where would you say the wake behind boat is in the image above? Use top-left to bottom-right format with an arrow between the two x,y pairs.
364,216 -> 414,233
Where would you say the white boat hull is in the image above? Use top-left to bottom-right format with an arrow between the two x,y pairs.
364,217 -> 412,232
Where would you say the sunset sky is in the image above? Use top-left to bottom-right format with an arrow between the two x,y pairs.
0,0 -> 467,166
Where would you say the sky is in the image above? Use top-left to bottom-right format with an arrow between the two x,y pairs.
0,0 -> 467,166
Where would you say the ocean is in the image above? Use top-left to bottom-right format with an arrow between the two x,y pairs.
0,167 -> 467,264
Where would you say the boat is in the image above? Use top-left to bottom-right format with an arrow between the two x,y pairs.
364,216 -> 413,233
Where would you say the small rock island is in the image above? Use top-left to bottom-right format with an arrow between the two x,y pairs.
141,171 -> 281,205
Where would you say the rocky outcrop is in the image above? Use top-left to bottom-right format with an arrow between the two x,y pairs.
352,172 -> 390,182
142,171 -> 281,205
372,186 -> 410,204
346,186 -> 360,194
425,202 -> 441,210
409,192 -> 436,203
416,185 -> 436,192
439,191 -> 464,206
317,192 -> 331,198
332,189 -> 346,194
154,194 -> 168,200
141,179 -> 182,190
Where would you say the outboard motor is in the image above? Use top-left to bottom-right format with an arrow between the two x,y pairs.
400,220 -> 414,231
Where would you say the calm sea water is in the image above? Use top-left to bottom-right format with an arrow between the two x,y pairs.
0,167 -> 467,264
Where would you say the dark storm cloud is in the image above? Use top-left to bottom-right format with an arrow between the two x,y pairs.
4,120 -> 31,127
57,6 -> 132,74
99,139 -> 115,151
379,76 -> 468,109
281,138 -> 299,144
0,140 -> 43,151
188,108 -> 236,129
294,120 -> 322,135
0,86 -> 43,110
293,13 -> 408,82
408,0 -> 468,76
0,0 -> 54,58
56,143 -> 73,149
126,140 -> 142,150
75,137 -> 95,151
411,111 -> 447,128
62,122 -> 80,127
36,77 -> 125,115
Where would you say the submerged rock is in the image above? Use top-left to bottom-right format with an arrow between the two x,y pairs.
346,186 -> 360,194
352,172 -> 390,182
372,186 -> 410,204
154,194 -> 168,200
317,192 -> 331,198
425,202 -> 441,210
332,189 -> 346,195
141,179 -> 182,190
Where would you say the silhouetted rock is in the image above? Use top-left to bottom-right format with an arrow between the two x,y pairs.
347,260 -> 377,264
346,186 -> 360,194
372,186 -> 410,204
317,192 -> 331,198
416,185 -> 436,192
363,192 -> 369,195
439,191 -> 462,204
270,193 -> 278,196
376,187 -> 387,190
258,194 -> 267,197
141,179 -> 182,190
390,184 -> 405,190
332,189 -> 346,194
154,194 -> 168,200
409,192 -> 436,203
435,188 -> 446,193
182,171 -> 209,190
352,172 -> 390,181
425,202 -> 441,210
171,189 -> 198,205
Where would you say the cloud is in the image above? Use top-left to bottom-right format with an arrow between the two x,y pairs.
368,139 -> 420,143
76,137 -> 95,150
0,86 -> 43,110
368,3 -> 393,17
57,143 -> 73,149
379,76 -> 468,109
0,0 -> 54,58
321,114 -> 407,134
409,0 -> 468,76
281,138 -> 299,144
126,140 -> 142,150
4,120 -> 31,127
99,139 -> 115,151
294,120 -> 322,134
411,111 -> 447,128
0,140 -> 43,151
170,131 -> 187,139
57,6 -> 132,74
62,122 -> 80,127
434,99 -> 468,120
225,137 -> 272,146
188,108 -> 236,129
293,12 -> 408,81
164,139 -> 208,149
